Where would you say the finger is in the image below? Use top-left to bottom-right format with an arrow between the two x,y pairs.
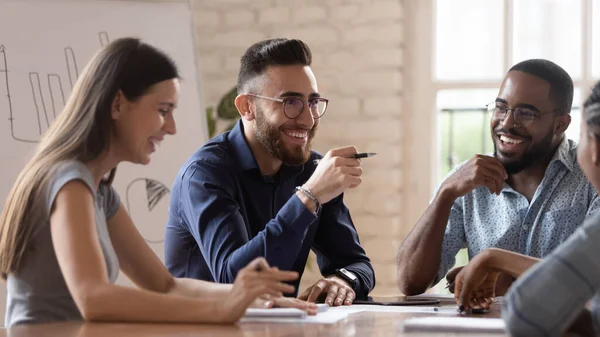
334,287 -> 348,306
480,158 -> 508,180
247,257 -> 270,272
255,279 -> 295,294
341,166 -> 362,176
457,274 -> 474,310
261,269 -> 299,282
472,166 -> 502,194
473,291 -> 486,309
446,267 -> 463,283
329,146 -> 359,158
255,298 -> 274,308
307,280 -> 328,303
324,284 -> 339,306
454,279 -> 462,305
344,291 -> 355,305
470,297 -> 480,309
298,287 -> 311,300
484,156 -> 508,179
270,281 -> 295,294
483,286 -> 495,301
480,167 -> 505,195
331,156 -> 361,168
448,281 -> 455,294
275,298 -> 318,315
481,177 -> 499,195
346,176 -> 362,189
482,288 -> 495,309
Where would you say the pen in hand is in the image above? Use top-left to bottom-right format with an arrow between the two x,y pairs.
313,152 -> 377,165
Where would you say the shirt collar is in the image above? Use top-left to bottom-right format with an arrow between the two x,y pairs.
228,120 -> 305,180
229,120 -> 260,171
551,136 -> 576,172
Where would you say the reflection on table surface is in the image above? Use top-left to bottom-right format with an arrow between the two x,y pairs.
3,303 -> 506,337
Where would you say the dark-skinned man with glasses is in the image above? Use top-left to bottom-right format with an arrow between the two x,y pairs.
164,39 -> 374,308
397,59 -> 600,300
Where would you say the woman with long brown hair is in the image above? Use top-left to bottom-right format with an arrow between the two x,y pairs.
0,37 -> 315,327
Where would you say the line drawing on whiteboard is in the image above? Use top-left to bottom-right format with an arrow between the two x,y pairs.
48,73 -> 66,119
64,47 -> 78,89
125,178 -> 170,244
1,45 -> 37,143
99,31 -> 110,47
2,32 -> 110,143
29,72 -> 49,134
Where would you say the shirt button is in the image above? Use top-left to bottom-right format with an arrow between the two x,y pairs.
522,225 -> 528,231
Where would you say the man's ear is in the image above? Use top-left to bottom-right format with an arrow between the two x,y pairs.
235,94 -> 255,121
591,132 -> 600,167
111,91 -> 124,120
555,113 -> 571,135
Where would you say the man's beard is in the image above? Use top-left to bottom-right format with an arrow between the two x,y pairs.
254,107 -> 316,166
493,128 -> 554,175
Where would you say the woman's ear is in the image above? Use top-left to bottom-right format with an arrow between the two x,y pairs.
111,91 -> 124,120
235,94 -> 255,121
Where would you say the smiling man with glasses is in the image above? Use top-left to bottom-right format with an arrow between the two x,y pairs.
164,38 -> 374,307
397,59 -> 600,298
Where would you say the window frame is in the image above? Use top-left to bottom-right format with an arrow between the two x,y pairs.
404,0 -> 596,228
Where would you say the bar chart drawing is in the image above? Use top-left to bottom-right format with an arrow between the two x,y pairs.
125,178 -> 170,244
1,32 -> 109,143
99,31 -> 110,47
1,45 -> 38,143
64,47 -> 78,89
48,73 -> 66,119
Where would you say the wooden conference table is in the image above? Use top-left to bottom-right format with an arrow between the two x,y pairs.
1,298 -> 508,337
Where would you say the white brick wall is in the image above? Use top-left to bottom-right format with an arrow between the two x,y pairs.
190,0 -> 405,296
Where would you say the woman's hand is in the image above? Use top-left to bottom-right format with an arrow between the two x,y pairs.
218,258 -> 299,323
454,252 -> 500,311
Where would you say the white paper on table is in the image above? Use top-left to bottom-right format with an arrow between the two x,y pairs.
329,305 -> 457,315
402,317 -> 506,333
240,304 -> 341,323
240,310 -> 350,324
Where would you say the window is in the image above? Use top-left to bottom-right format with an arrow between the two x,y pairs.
427,0 -> 597,293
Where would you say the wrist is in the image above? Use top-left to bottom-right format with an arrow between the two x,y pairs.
437,186 -> 458,204
296,190 -> 317,214
213,298 -> 230,323
480,248 -> 502,270
334,268 -> 358,289
302,182 -> 322,204
295,185 -> 321,215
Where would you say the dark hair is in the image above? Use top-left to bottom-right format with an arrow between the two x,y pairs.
508,59 -> 574,114
584,81 -> 600,127
237,38 -> 312,93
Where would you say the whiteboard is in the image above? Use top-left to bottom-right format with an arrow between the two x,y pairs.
0,0 -> 207,322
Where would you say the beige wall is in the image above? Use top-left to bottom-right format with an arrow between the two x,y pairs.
190,0 -> 406,296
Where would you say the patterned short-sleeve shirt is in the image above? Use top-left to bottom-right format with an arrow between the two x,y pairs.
436,138 -> 600,282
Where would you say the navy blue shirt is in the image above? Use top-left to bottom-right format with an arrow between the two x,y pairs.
164,121 -> 375,299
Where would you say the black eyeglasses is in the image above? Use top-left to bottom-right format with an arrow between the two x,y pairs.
246,93 -> 329,119
486,102 -> 563,127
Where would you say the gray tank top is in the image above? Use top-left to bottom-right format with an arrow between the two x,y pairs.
5,161 -> 120,327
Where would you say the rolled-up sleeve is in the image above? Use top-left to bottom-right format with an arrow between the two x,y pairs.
434,199 -> 466,284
